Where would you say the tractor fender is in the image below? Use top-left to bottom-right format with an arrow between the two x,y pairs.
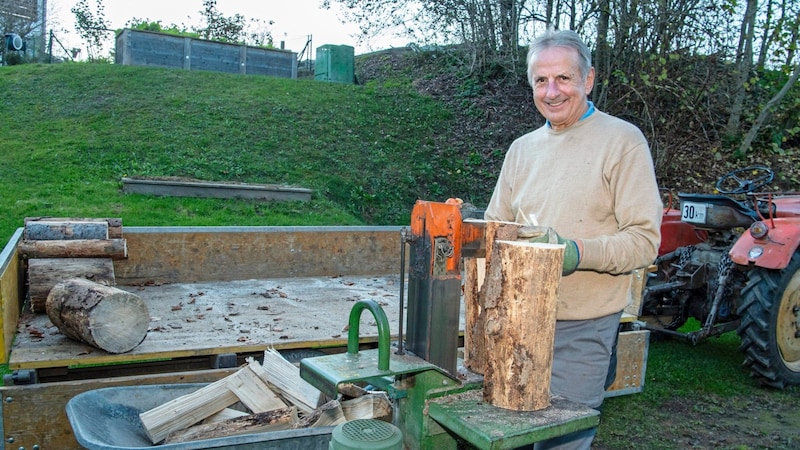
729,218 -> 800,269
658,208 -> 708,256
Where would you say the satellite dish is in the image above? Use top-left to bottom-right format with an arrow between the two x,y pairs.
5,33 -> 24,51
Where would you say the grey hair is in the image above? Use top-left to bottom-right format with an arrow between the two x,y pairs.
526,29 -> 592,86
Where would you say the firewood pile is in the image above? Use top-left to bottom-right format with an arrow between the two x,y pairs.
19,218 -> 149,354
140,348 -> 392,445
21,217 -> 127,312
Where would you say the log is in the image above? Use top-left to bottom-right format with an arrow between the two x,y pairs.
163,406 -> 298,444
24,220 -> 109,240
482,240 -> 563,411
28,258 -> 116,312
19,238 -> 127,260
45,278 -> 149,354
25,217 -> 123,238
463,220 -> 521,375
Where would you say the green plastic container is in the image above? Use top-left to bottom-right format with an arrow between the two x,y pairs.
329,419 -> 403,450
315,44 -> 355,84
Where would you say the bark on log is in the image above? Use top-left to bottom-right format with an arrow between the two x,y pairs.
19,238 -> 127,260
463,220 -> 520,374
46,278 -> 148,354
482,240 -> 562,411
24,220 -> 109,240
28,258 -> 116,312
163,406 -> 297,444
24,217 -> 123,238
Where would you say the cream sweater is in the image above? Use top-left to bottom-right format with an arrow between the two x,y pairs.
485,110 -> 662,320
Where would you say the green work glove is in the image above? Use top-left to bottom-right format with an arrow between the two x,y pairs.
518,226 -> 581,276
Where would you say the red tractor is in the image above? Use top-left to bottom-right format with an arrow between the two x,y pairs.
642,166 -> 800,388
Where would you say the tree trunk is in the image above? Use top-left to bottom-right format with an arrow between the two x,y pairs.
726,0 -> 758,136
46,278 -> 149,353
482,240 -> 563,411
738,60 -> 800,154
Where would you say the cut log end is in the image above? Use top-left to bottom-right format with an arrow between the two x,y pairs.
89,293 -> 150,353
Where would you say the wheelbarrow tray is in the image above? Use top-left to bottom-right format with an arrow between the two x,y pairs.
65,383 -> 334,450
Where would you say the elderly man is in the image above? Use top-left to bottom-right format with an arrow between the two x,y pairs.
484,29 -> 662,450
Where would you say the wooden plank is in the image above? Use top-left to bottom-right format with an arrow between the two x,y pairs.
625,266 -> 653,317
113,226 -> 403,285
605,330 -> 650,397
9,274 -> 419,371
0,368 -> 235,450
120,178 -> 312,201
0,228 -> 24,364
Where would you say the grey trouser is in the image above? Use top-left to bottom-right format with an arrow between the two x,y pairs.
533,311 -> 622,450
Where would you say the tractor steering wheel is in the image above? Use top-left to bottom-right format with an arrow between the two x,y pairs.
715,165 -> 774,194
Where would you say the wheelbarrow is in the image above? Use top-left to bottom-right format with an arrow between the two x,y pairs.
65,383 -> 334,450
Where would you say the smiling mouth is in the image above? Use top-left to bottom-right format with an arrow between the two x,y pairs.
546,99 -> 566,107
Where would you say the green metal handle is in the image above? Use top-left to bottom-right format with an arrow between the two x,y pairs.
347,299 -> 391,371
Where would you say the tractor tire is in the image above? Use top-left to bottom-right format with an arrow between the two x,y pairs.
736,250 -> 800,388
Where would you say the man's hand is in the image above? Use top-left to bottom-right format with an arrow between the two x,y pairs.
518,226 -> 581,275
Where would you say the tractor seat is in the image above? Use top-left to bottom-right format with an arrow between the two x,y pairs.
676,193 -> 771,228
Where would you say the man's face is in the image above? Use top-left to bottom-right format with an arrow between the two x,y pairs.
529,46 -> 595,131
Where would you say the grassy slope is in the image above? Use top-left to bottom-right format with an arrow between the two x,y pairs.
1,62 -> 798,448
0,63 -> 455,248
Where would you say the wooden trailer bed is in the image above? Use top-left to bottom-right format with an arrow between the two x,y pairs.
0,225 -> 425,449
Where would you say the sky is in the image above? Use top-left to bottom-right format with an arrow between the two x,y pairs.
48,0 -> 409,59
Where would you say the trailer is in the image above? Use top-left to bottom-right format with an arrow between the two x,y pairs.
0,219 -> 649,449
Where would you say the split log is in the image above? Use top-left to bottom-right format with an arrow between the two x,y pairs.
341,392 -> 392,421
28,258 -> 115,312
296,399 -> 345,428
46,278 -> 148,353
140,359 -> 290,444
19,238 -> 127,260
463,220 -> 521,375
482,240 -> 562,411
24,220 -> 109,240
25,217 -> 123,238
203,408 -> 250,424
163,406 -> 298,444
256,349 -> 324,414
140,377 -> 241,443
225,361 -> 286,413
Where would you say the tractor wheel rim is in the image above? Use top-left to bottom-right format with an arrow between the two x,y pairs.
777,270 -> 800,371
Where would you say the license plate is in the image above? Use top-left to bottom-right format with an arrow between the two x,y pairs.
681,201 -> 708,224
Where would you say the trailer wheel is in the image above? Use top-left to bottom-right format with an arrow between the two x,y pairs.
737,250 -> 800,388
